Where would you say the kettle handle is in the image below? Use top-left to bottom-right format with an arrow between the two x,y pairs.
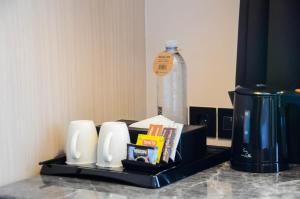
282,91 -> 300,107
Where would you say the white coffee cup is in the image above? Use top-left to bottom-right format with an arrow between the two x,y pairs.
97,122 -> 130,167
66,120 -> 98,165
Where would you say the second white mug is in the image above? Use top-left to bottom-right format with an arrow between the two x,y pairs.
97,122 -> 130,167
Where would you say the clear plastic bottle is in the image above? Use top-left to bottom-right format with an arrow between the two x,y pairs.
156,40 -> 187,124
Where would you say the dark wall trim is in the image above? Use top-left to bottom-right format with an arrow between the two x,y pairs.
235,0 -> 269,87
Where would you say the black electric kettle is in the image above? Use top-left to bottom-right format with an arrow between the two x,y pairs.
230,84 -> 300,173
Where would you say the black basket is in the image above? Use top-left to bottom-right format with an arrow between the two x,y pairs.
121,159 -> 178,174
122,149 -> 183,173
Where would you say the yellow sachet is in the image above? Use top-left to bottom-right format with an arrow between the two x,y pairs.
136,134 -> 165,163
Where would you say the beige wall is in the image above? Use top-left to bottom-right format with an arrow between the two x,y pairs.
0,0 -> 145,186
145,0 -> 240,145
0,0 -> 240,186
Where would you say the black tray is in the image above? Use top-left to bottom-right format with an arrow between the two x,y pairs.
39,146 -> 231,189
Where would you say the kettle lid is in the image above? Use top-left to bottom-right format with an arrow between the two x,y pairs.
235,84 -> 281,96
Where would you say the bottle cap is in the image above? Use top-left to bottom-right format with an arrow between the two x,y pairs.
165,40 -> 178,48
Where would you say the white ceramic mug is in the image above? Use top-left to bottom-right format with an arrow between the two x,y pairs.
97,122 -> 130,167
66,120 -> 98,165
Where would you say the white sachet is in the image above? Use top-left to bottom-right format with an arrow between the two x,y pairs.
170,123 -> 183,161
129,115 -> 175,129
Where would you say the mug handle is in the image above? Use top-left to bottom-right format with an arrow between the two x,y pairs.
103,132 -> 113,162
71,130 -> 81,159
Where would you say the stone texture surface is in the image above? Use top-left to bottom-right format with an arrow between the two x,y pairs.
0,162 -> 300,199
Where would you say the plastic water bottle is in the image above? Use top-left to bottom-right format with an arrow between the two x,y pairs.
155,40 -> 187,124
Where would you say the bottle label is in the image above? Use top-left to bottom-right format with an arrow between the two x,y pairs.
153,52 -> 173,76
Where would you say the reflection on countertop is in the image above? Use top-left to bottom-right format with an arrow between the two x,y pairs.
0,162 -> 300,199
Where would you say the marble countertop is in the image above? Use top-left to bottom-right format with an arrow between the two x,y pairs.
1,162 -> 300,199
